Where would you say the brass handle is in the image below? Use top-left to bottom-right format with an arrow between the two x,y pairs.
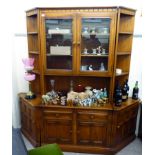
77,130 -> 80,134
90,115 -> 94,119
117,125 -> 120,128
72,42 -> 76,45
77,42 -> 80,45
55,113 -> 59,117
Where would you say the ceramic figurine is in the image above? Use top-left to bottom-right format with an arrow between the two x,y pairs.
88,64 -> 93,71
92,48 -> 97,55
83,48 -> 88,54
100,62 -> 105,71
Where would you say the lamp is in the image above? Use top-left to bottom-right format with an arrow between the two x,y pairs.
22,58 -> 36,99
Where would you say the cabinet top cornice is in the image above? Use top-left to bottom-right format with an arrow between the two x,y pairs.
26,6 -> 136,13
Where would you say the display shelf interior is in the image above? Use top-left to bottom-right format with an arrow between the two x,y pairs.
116,55 -> 131,72
28,34 -> 39,51
117,34 -> 133,52
119,14 -> 134,33
27,14 -> 38,33
81,57 -> 108,71
46,56 -> 72,70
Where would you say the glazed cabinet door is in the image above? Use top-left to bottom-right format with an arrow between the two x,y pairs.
76,12 -> 116,76
76,110 -> 112,147
42,109 -> 73,145
40,12 -> 77,75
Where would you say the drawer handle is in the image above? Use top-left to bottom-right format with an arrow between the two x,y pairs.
77,130 -> 80,134
69,130 -> 72,133
117,125 -> 120,128
77,42 -> 80,45
90,115 -> 94,119
55,114 -> 60,117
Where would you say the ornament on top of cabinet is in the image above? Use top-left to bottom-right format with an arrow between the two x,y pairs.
22,58 -> 36,99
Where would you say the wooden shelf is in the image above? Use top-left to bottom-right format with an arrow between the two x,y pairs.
29,51 -> 39,54
117,52 -> 131,55
119,32 -> 133,35
27,32 -> 38,34
46,54 -> 72,56
115,72 -> 129,76
81,54 -> 109,57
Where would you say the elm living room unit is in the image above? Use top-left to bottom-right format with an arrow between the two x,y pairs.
19,6 -> 140,155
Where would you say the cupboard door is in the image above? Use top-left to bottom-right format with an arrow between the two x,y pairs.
76,111 -> 112,146
42,109 -> 73,144
41,13 -> 77,75
77,12 -> 116,76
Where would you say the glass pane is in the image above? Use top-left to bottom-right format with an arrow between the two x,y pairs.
45,19 -> 73,70
81,18 -> 110,71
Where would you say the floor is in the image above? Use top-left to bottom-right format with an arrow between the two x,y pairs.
22,135 -> 142,155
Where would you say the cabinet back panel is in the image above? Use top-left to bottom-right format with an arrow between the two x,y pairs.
44,76 -> 110,94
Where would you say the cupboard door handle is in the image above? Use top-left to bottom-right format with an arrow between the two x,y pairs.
55,114 -> 59,117
90,115 -> 94,119
73,42 -> 76,45
77,42 -> 80,45
117,125 -> 120,128
77,130 -> 80,134
69,130 -> 72,133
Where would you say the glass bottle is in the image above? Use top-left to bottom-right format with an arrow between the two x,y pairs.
125,79 -> 129,99
122,81 -> 128,102
132,81 -> 139,100
114,82 -> 122,106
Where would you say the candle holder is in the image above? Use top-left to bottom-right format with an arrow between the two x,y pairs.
22,58 -> 36,99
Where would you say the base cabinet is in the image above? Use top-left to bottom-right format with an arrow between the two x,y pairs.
19,94 -> 139,154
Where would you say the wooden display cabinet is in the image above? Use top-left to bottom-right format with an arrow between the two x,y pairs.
19,6 -> 140,155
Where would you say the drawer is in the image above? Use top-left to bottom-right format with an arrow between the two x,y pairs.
77,111 -> 111,122
43,110 -> 73,120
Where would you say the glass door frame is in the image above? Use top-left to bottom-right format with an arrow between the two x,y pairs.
76,12 -> 116,77
41,12 -> 77,75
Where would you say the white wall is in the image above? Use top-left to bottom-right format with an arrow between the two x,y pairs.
12,0 -> 142,128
